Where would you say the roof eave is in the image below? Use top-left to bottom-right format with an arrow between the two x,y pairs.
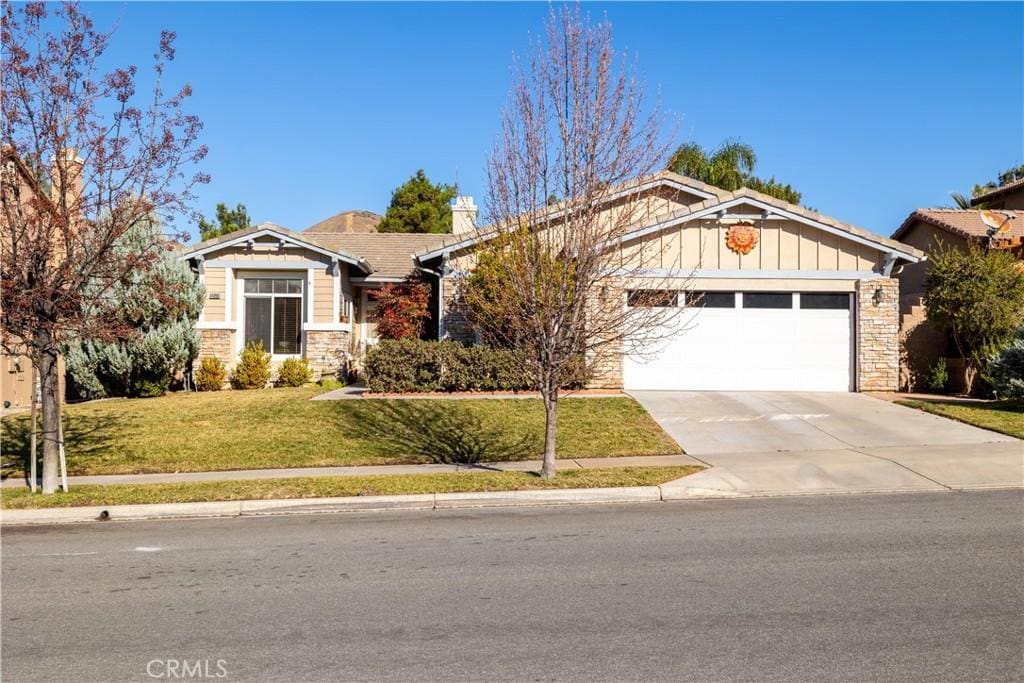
180,225 -> 374,274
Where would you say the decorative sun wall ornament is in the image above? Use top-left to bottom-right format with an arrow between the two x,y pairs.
725,222 -> 758,255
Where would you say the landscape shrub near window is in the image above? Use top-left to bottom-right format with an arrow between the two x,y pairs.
230,341 -> 272,389
989,327 -> 1024,400
276,358 -> 313,387
194,357 -> 227,391
363,339 -> 588,393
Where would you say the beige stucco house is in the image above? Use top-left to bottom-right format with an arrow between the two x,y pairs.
891,200 -> 1022,391
182,171 -> 923,392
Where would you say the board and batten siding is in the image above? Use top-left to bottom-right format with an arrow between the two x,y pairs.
202,267 -> 226,321
313,267 -> 335,324
618,217 -> 881,273
213,243 -> 329,263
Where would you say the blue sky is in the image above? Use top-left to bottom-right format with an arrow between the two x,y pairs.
81,2 -> 1023,242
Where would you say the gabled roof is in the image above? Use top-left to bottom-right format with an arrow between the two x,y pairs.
415,170 -> 727,262
307,233 -> 449,280
179,222 -> 373,273
971,178 -> 1024,206
613,187 -> 924,262
892,208 -> 1023,243
416,172 -> 923,264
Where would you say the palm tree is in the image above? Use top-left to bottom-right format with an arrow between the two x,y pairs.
666,139 -> 802,204
667,140 -> 756,191
950,192 -> 989,210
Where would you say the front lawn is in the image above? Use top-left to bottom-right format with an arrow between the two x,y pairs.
1,388 -> 681,476
897,399 -> 1024,439
0,466 -> 701,509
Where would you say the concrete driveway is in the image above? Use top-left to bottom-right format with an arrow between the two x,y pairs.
631,391 -> 1023,495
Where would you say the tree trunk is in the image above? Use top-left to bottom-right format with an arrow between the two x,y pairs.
541,388 -> 558,479
37,342 -> 62,494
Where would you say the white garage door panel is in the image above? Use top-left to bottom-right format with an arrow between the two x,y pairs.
623,299 -> 852,392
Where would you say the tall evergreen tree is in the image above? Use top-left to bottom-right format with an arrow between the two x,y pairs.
667,139 -> 803,205
64,218 -> 205,398
377,170 -> 456,234
198,202 -> 251,241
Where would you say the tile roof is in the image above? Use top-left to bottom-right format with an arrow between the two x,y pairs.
414,170 -> 729,258
971,177 -> 1024,205
415,171 -> 924,262
892,209 -> 1023,243
306,232 -> 449,279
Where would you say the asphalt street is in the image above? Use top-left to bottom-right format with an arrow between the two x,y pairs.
3,491 -> 1022,682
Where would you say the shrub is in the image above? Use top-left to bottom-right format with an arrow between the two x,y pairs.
374,278 -> 431,340
317,376 -> 346,391
194,357 -> 227,391
363,338 -> 444,393
276,358 -> 313,387
926,357 -> 948,394
989,327 -> 1024,400
363,339 -> 585,393
134,371 -> 172,398
230,341 -> 271,389
924,242 -> 1024,394
63,220 -> 204,400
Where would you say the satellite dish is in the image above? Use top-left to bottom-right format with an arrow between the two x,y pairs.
980,210 -> 1014,233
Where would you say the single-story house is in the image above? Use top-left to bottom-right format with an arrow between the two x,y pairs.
891,201 -> 1023,391
182,171 -> 924,392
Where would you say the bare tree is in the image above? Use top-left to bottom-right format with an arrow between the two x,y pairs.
1,1 -> 208,493
464,6 -> 686,478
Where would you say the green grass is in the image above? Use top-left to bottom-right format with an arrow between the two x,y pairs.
1,388 -> 681,476
0,466 -> 701,509
897,399 -> 1024,439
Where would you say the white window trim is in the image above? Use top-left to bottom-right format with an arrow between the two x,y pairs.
303,322 -> 351,332
241,276 -> 305,358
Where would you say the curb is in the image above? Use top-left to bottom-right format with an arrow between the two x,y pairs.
0,486 -> 665,526
5,483 -> 1019,526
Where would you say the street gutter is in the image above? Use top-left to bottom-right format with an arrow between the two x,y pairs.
4,476 -> 1020,526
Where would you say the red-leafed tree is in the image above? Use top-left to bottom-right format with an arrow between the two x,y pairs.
1,2 -> 208,493
374,278 -> 431,340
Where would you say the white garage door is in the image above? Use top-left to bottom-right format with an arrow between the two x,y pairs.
623,291 -> 853,392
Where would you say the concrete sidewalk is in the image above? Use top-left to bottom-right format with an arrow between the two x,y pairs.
0,454 -> 702,489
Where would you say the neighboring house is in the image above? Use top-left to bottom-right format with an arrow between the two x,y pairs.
891,204 -> 1023,391
183,171 -> 923,392
971,177 -> 1024,211
0,148 -> 68,409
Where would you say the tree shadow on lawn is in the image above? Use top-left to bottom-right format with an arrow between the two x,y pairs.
1,412 -> 124,484
335,400 -> 537,466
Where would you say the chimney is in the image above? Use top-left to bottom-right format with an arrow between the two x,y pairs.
50,148 -> 84,209
451,195 -> 478,235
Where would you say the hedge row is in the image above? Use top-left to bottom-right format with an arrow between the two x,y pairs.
364,339 -> 535,393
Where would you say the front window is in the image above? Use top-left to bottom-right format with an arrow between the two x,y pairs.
626,289 -> 678,307
243,278 -> 302,355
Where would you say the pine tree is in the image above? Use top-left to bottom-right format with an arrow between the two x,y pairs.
198,203 -> 251,241
377,170 -> 456,234
64,218 -> 205,398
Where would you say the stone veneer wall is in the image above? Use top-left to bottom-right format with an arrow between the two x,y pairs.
441,278 -> 475,344
856,278 -> 900,391
586,281 -> 625,389
197,328 -> 233,365
193,328 -> 234,388
305,330 -> 351,380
